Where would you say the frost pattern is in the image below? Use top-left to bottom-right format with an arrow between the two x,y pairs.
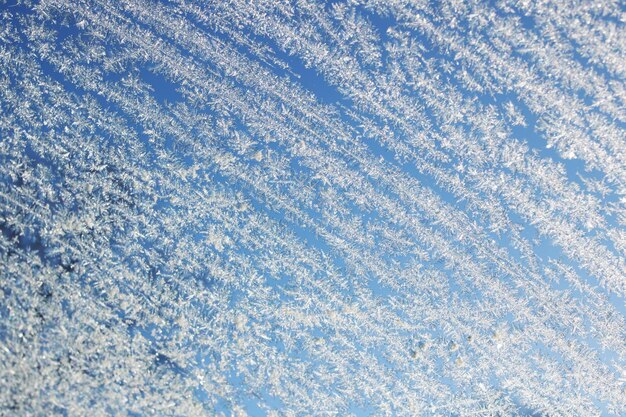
0,0 -> 625,416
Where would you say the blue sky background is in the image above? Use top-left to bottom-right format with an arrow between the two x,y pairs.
1,0 -> 625,416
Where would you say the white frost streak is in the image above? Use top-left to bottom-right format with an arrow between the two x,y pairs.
0,0 -> 624,416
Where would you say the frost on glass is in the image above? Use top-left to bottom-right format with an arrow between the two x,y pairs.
0,0 -> 625,416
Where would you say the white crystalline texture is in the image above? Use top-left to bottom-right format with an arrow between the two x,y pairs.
0,0 -> 625,416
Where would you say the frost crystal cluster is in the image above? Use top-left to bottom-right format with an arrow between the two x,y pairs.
0,0 -> 625,416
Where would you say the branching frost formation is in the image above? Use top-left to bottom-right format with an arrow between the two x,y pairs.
0,0 -> 625,416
